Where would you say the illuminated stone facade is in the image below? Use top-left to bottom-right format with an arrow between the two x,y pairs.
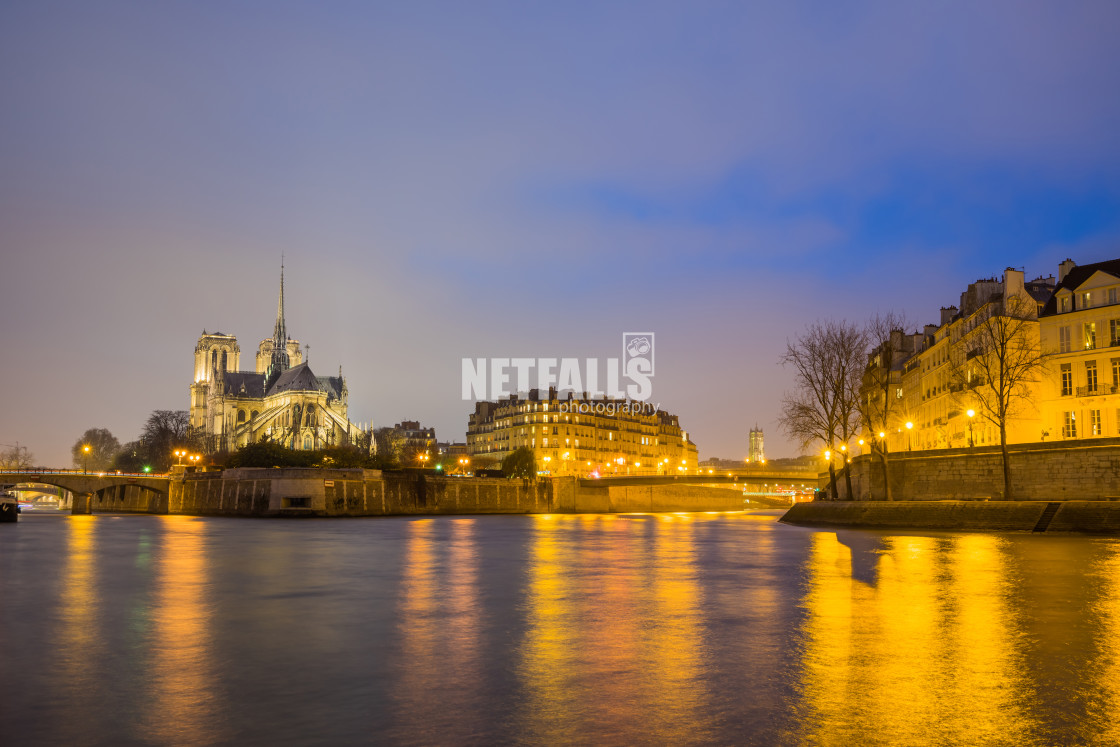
189,267 -> 362,453
1038,258 -> 1120,441
862,268 -> 1054,453
466,388 -> 698,475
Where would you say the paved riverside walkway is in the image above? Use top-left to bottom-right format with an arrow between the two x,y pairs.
781,500 -> 1120,534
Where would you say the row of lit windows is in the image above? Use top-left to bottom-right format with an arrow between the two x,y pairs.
1057,320 -> 1120,352
1057,287 -> 1120,313
1061,409 -> 1119,438
1058,359 -> 1120,396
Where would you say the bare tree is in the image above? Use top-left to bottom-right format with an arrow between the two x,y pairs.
0,444 -> 35,469
856,313 -> 909,500
140,410 -> 198,472
71,428 -> 120,471
779,320 -> 866,500
947,294 -> 1046,500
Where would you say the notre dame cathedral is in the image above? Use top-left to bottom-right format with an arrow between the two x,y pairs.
189,266 -> 363,453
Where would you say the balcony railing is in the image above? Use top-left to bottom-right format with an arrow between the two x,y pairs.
1076,385 -> 1119,397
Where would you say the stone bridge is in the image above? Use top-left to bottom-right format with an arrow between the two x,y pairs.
0,469 -> 171,514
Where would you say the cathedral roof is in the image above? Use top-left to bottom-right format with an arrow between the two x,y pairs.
317,376 -> 345,400
224,371 -> 265,397
266,362 -> 343,400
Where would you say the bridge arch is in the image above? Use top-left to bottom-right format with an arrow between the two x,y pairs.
0,470 -> 171,515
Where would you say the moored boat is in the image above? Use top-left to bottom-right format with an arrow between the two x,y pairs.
0,491 -> 19,522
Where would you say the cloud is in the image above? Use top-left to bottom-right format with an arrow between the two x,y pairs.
2,1 -> 1119,462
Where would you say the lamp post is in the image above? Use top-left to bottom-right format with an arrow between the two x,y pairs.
189,454 -> 200,469
905,421 -> 914,451
174,449 -> 186,466
82,444 -> 91,472
967,409 -> 975,447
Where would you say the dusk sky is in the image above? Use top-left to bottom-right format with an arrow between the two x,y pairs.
3,1 -> 1120,466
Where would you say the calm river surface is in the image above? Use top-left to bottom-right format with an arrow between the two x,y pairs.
2,510 -> 1119,746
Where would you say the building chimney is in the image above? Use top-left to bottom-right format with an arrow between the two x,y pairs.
1004,268 -> 1024,298
1058,258 -> 1076,283
940,306 -> 958,326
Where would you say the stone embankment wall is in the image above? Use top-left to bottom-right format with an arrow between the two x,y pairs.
782,500 -> 1120,534
167,468 -> 547,517
560,482 -> 746,513
157,470 -> 750,517
84,483 -> 165,514
831,437 -> 1120,501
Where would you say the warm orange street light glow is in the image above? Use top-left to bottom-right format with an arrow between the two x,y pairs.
967,409 -> 975,418
906,421 -> 914,430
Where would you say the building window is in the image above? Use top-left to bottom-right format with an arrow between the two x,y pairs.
1087,361 -> 1098,394
1091,409 -> 1102,436
1113,358 -> 1120,390
1112,288 -> 1119,305
1083,292 -> 1093,309
1084,323 -> 1097,350
1063,411 -> 1077,438
1061,296 -> 1070,313
1059,326 -> 1071,353
1112,319 -> 1120,346
1061,364 -> 1073,396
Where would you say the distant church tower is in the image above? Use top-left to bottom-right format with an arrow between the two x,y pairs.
748,425 -> 765,463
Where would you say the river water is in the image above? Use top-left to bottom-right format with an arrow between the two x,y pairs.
2,510 -> 1119,746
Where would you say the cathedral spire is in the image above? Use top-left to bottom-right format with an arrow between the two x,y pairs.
274,259 -> 287,347
265,261 -> 291,388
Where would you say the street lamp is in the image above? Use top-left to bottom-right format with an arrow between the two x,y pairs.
188,454 -> 200,468
82,444 -> 91,472
174,449 -> 186,466
967,409 -> 976,447
905,421 -> 914,451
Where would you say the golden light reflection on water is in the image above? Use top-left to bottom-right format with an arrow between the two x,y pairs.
518,514 -> 710,743
794,532 -> 1033,746
56,515 -> 101,741
394,518 -> 483,736
143,516 -> 221,745
396,518 -> 439,734
1088,543 -> 1120,744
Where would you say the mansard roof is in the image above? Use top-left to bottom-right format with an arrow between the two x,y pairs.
1039,258 -> 1120,316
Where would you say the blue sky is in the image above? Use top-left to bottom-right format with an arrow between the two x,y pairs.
2,1 -> 1119,465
